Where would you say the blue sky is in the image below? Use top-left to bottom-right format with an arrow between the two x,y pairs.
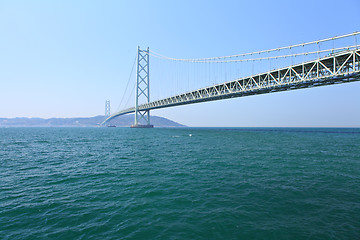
0,0 -> 359,127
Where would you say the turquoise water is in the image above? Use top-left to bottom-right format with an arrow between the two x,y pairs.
1,127 -> 360,239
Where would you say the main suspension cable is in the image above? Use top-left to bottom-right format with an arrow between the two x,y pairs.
116,53 -> 137,111
149,31 -> 360,62
149,45 -> 359,63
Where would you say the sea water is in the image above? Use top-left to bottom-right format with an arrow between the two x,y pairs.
1,127 -> 359,239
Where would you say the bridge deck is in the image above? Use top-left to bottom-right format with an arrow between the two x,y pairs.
103,49 -> 360,124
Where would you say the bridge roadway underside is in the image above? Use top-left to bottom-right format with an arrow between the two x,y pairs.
103,49 -> 360,124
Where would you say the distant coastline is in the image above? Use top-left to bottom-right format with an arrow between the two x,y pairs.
0,115 -> 185,128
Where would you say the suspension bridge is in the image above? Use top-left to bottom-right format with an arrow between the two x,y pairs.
102,32 -> 360,127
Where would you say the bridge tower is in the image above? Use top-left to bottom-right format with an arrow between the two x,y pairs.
105,100 -> 110,117
131,47 -> 153,128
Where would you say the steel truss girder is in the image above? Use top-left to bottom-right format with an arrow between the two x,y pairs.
103,49 -> 360,124
138,49 -> 360,111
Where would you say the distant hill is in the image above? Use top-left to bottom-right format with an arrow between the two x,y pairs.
0,115 -> 185,127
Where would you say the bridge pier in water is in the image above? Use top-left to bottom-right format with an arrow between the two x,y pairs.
131,46 -> 154,128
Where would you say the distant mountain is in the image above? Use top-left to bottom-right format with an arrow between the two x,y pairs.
0,115 -> 185,127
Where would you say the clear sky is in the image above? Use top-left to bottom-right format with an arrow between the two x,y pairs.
0,0 -> 359,127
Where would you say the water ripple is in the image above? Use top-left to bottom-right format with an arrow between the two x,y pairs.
0,127 -> 359,239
